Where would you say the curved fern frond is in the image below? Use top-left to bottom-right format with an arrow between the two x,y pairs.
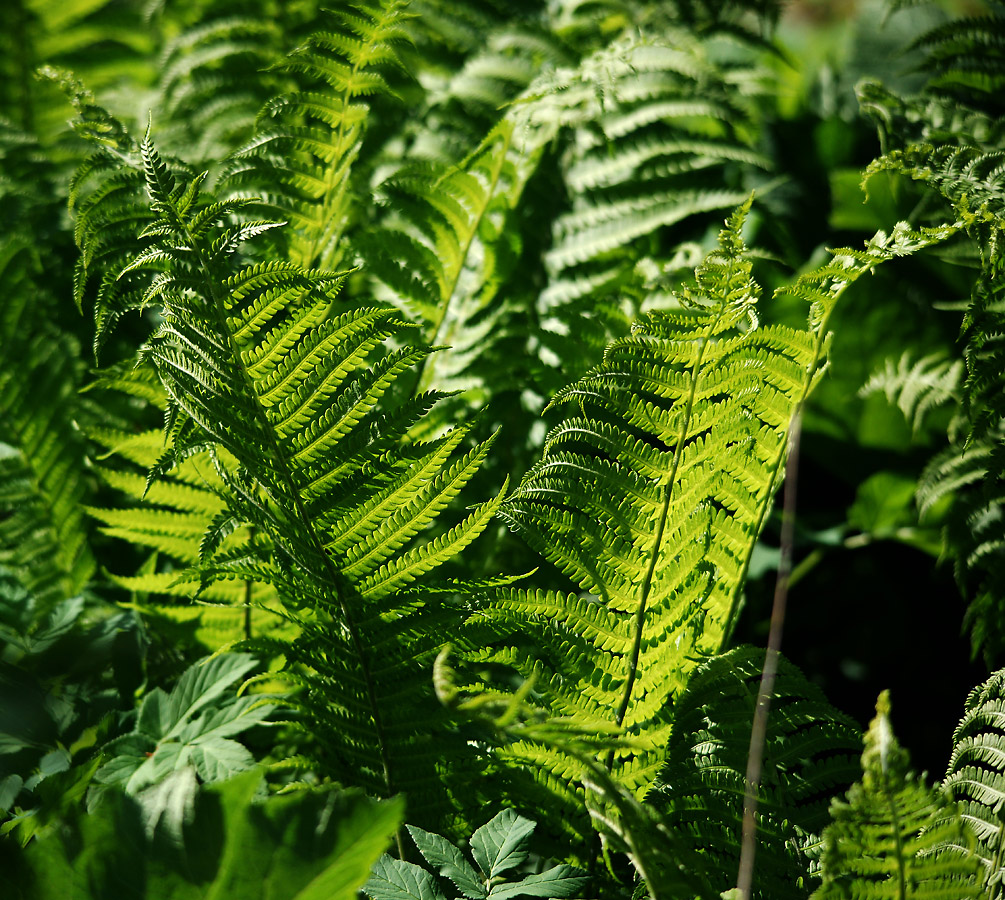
0,239 -> 94,605
153,15 -> 287,167
468,209 -> 957,843
508,31 -> 772,380
906,2 -> 1005,114
943,666 -> 1005,900
650,645 -> 861,900
84,134 -> 504,825
813,691 -> 984,900
224,0 -> 413,271
362,119 -> 542,405
860,350 -> 963,435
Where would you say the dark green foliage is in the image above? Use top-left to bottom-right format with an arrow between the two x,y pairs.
3,768 -> 402,900
6,0 -> 1005,898
650,645 -> 861,900
364,809 -> 588,900
814,692 -> 985,900
859,1 -> 1005,664
0,571 -> 143,836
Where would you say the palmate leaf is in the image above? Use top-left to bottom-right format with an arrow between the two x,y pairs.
94,653 -> 275,831
467,207 -> 958,845
364,810 -> 588,900
813,691 -> 985,900
84,132 -> 504,826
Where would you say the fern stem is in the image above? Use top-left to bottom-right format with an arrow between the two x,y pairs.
736,412 -> 802,900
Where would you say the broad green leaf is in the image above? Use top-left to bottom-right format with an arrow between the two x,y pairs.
364,854 -> 449,900
406,824 -> 486,899
487,865 -> 589,899
469,809 -> 535,879
9,769 -> 401,900
163,653 -> 259,740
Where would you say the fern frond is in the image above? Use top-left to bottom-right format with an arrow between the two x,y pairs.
223,0 -> 413,271
0,239 -> 94,605
362,119 -> 541,408
943,666 -> 1005,899
153,15 -> 287,166
813,691 -> 984,900
467,208 -> 956,844
85,134 -> 503,826
860,350 -> 963,434
650,645 -> 861,900
508,31 -> 772,381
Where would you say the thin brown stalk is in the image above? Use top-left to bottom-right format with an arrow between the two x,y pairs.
736,412 -> 802,900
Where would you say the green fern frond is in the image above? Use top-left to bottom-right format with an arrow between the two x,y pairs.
860,351 -> 963,435
508,31 -> 772,380
813,691 -> 985,900
223,0 -> 413,271
153,15 -> 287,166
650,645 -> 861,900
943,666 -> 1005,899
468,209 -> 957,844
84,133 -> 504,825
906,2 -> 1005,113
362,119 -> 541,407
0,239 -> 94,605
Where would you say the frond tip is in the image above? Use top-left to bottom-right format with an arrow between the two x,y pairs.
813,691 -> 985,900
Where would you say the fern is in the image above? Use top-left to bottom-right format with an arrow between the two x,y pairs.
464,206 -> 957,846
649,645 -> 861,900
224,0 -> 413,271
859,350 -> 963,435
361,119 -> 541,408
942,667 -> 1005,900
152,13 -> 288,167
509,31 -> 772,381
859,1 -> 1005,662
813,691 -> 985,900
82,133 -> 507,825
0,239 -> 94,605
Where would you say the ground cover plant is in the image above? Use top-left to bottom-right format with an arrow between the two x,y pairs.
2,0 -> 1005,897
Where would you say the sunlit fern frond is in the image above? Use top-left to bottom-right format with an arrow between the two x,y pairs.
361,119 -> 542,412
0,239 -> 94,606
463,209 -> 957,847
85,412 -> 291,650
650,645 -> 861,900
82,133 -> 505,826
813,691 -> 984,900
223,0 -> 413,272
859,350 -> 963,435
507,31 -> 772,383
942,666 -> 1005,900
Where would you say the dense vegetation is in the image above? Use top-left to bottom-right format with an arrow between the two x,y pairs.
1,0 -> 1004,897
